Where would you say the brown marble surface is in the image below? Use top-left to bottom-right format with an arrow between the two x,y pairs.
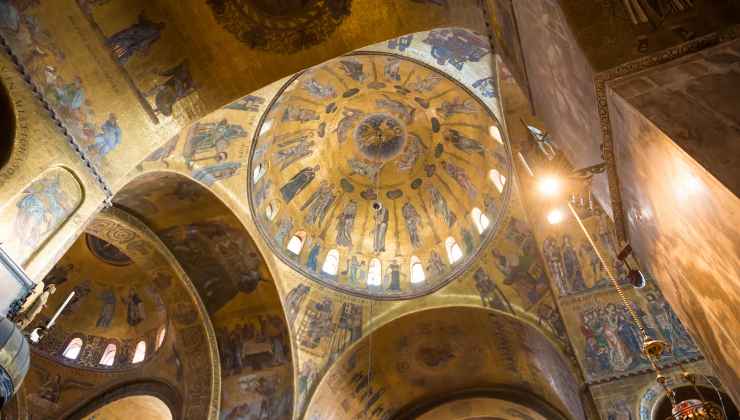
610,90 -> 740,404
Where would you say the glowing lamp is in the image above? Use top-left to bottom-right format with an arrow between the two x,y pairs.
538,176 -> 562,198
546,208 -> 565,225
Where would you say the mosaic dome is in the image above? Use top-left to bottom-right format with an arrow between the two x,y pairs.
247,53 -> 511,299
30,233 -> 168,369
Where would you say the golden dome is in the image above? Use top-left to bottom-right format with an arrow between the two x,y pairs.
248,53 -> 511,299
30,233 -> 168,369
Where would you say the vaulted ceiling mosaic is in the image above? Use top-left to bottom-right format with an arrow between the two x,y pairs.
247,52 -> 510,299
30,232 -> 168,370
305,307 -> 584,419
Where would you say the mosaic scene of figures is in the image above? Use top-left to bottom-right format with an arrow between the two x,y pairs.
27,232 -> 167,370
304,308 -> 584,420
560,282 -> 700,383
248,46 -> 510,299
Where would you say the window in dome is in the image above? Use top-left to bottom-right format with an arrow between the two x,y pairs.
253,162 -> 267,183
471,207 -> 490,234
132,341 -> 146,364
445,237 -> 463,264
265,201 -> 279,221
368,258 -> 382,287
286,231 -> 306,255
99,343 -> 117,366
322,249 -> 340,276
156,327 -> 166,350
260,119 -> 273,136
489,169 -> 506,193
410,256 -> 425,284
62,337 -> 83,360
489,125 -> 503,144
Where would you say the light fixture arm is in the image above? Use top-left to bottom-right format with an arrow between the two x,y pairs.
29,290 -> 75,343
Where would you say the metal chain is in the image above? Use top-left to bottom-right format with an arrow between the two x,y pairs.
567,202 -> 650,341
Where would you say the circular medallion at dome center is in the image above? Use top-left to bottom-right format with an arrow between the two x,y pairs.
353,113 -> 406,162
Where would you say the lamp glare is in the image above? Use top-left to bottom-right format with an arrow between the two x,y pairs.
546,208 -> 565,225
538,176 -> 561,197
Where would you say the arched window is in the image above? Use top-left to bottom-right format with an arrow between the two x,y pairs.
445,237 -> 463,264
471,207 -> 490,234
265,201 -> 279,221
99,343 -> 117,366
156,327 -> 166,350
132,340 -> 147,364
286,231 -> 306,255
410,256 -> 425,284
489,125 -> 503,144
63,337 -> 83,360
368,259 -> 382,287
322,249 -> 340,276
253,162 -> 267,182
259,119 -> 273,136
489,169 -> 506,193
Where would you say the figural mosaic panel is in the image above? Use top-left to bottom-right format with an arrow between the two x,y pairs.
247,52 -> 511,299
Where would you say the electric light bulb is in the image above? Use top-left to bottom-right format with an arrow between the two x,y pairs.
538,176 -> 562,197
546,208 -> 565,225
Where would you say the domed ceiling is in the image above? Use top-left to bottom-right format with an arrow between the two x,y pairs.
31,232 -> 167,369
247,52 -> 511,299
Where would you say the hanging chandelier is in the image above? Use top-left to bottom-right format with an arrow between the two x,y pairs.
643,339 -> 724,420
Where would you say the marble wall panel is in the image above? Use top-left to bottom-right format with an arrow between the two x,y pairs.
610,89 -> 740,402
